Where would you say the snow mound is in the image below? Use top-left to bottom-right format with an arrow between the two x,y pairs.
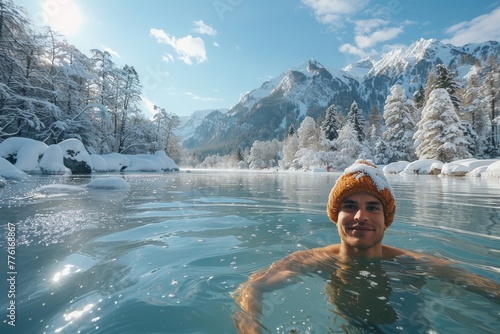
124,151 -> 179,172
467,166 -> 488,177
100,153 -> 131,172
482,160 -> 500,178
0,137 -> 40,160
15,140 -> 48,173
383,161 -> 410,174
39,145 -> 68,175
0,157 -> 30,180
87,177 -> 130,190
402,159 -> 444,175
125,157 -> 159,172
90,154 -> 109,172
441,159 -> 499,177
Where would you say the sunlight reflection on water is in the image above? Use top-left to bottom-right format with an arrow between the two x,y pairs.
0,170 -> 499,333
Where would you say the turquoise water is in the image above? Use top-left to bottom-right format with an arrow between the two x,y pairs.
0,170 -> 499,333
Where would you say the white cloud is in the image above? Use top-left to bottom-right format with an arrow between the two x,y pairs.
302,1 -> 405,59
150,28 -> 207,65
301,0 -> 369,26
443,6 -> 500,46
193,20 -> 218,36
355,26 -> 403,49
354,18 -> 388,34
185,92 -> 223,102
339,43 -> 376,58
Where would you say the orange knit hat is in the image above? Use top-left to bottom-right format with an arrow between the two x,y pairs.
327,160 -> 396,227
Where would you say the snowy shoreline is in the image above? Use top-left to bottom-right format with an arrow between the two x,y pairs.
1,137 -> 499,188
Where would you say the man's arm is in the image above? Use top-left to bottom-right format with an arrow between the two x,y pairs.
429,262 -> 500,302
401,249 -> 500,302
232,249 -> 327,334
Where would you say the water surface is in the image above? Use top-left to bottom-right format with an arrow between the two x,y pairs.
0,170 -> 499,333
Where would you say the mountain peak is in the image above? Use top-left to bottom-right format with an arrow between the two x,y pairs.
288,58 -> 325,77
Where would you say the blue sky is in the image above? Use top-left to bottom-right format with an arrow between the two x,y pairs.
14,0 -> 500,118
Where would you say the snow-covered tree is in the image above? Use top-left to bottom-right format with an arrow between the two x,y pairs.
414,84 -> 426,109
332,122 -> 363,169
321,104 -> 339,141
482,55 -> 500,155
459,120 -> 479,157
373,139 -> 391,165
152,106 -> 181,157
248,139 -> 282,169
297,116 -> 318,149
115,65 -> 142,153
346,101 -> 365,141
414,88 -> 471,162
292,116 -> 321,170
424,71 -> 437,104
367,105 -> 383,140
361,124 -> 380,162
0,0 -> 46,140
433,64 -> 461,111
281,131 -> 299,169
461,58 -> 499,157
382,85 -> 417,162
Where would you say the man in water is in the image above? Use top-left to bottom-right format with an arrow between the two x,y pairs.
232,160 -> 499,333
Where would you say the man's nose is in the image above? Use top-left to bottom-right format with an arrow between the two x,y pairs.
354,208 -> 368,222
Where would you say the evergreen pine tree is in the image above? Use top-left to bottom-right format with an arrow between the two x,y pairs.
367,105 -> 383,140
433,64 -> 461,110
321,104 -> 339,141
414,84 -> 426,109
346,101 -> 365,142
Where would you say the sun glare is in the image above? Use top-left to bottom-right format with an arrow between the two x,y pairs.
44,0 -> 83,36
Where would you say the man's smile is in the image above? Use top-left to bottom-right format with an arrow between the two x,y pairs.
348,225 -> 374,231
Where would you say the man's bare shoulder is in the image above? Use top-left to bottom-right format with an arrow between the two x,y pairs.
300,244 -> 342,263
317,244 -> 342,254
382,245 -> 450,264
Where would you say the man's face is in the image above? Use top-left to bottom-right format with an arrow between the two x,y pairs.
337,193 -> 386,251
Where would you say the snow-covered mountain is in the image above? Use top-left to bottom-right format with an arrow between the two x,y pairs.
177,108 -> 228,140
179,38 -> 499,157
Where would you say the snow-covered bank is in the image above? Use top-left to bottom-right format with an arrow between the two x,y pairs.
0,137 -> 179,179
382,159 -> 500,177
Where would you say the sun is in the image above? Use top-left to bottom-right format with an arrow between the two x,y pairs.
44,0 -> 83,37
